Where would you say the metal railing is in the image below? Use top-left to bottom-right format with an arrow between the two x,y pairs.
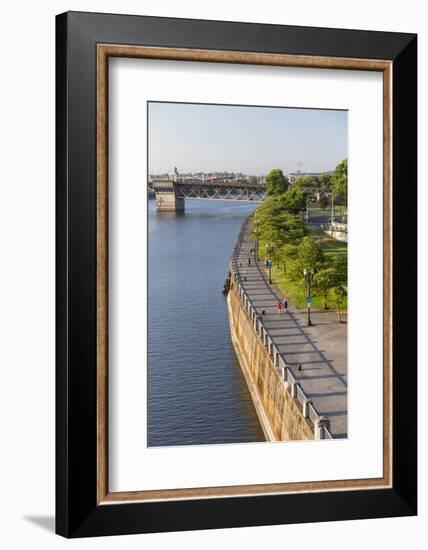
229,216 -> 333,441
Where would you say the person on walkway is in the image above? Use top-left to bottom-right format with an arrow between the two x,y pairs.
248,257 -> 251,267
283,298 -> 288,313
277,300 -> 283,315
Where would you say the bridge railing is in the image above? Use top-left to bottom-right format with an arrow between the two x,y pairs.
229,216 -> 333,441
175,177 -> 266,188
151,179 -> 266,202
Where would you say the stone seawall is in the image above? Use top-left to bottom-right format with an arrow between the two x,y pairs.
227,285 -> 314,441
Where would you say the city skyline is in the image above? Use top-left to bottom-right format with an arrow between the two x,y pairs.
148,102 -> 348,176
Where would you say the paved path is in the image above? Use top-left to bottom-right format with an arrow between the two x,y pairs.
236,226 -> 348,438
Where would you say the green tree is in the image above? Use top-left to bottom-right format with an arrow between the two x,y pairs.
319,172 -> 332,191
332,285 -> 347,323
331,159 -> 348,205
278,186 -> 308,215
279,243 -> 299,274
259,226 -> 284,263
254,196 -> 282,227
294,175 -> 319,189
253,199 -> 308,278
314,267 -> 336,309
318,193 -> 329,210
290,236 -> 324,282
278,213 -> 307,242
272,215 -> 307,272
298,237 -> 324,270
330,255 -> 347,321
265,169 -> 289,196
254,198 -> 307,239
333,255 -> 347,284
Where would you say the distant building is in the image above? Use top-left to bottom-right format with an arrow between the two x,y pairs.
287,170 -> 333,185
149,171 -> 263,186
286,170 -> 335,202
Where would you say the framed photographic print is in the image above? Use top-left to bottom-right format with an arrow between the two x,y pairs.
56,11 -> 417,537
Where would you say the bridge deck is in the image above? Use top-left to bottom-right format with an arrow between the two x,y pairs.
150,179 -> 265,201
235,226 -> 348,438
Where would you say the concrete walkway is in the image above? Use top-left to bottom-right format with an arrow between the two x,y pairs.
236,226 -> 348,438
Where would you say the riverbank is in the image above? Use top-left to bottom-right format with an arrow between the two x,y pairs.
228,217 -> 348,439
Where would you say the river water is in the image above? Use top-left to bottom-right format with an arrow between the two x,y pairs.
147,198 -> 265,446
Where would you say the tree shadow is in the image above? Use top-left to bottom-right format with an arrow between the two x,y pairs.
238,232 -> 348,437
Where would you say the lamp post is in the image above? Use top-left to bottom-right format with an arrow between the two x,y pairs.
254,225 -> 259,260
303,268 -> 314,326
265,243 -> 272,283
306,194 -> 309,223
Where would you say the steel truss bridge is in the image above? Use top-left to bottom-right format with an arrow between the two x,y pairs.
151,179 -> 266,202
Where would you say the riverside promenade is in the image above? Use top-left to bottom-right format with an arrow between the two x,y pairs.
235,224 -> 348,438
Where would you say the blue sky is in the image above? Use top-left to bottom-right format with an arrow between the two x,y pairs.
148,102 -> 347,176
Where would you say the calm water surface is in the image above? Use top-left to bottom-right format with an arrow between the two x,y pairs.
148,199 -> 265,446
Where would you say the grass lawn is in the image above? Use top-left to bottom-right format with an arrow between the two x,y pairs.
307,204 -> 347,219
308,226 -> 347,262
268,226 -> 348,311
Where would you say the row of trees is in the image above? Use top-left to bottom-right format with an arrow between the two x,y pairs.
264,169 -> 308,213
255,163 -> 348,319
264,160 -> 348,206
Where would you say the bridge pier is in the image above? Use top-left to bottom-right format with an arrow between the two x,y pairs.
152,180 -> 185,213
155,191 -> 185,213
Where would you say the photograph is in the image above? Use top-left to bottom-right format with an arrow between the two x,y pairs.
147,101 -> 348,446
49,6 -> 417,540
0,1 -> 421,545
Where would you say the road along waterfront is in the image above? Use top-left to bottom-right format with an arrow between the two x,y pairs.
228,217 -> 348,439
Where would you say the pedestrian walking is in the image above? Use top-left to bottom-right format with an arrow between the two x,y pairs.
277,301 -> 283,315
248,257 -> 251,267
283,298 -> 288,313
